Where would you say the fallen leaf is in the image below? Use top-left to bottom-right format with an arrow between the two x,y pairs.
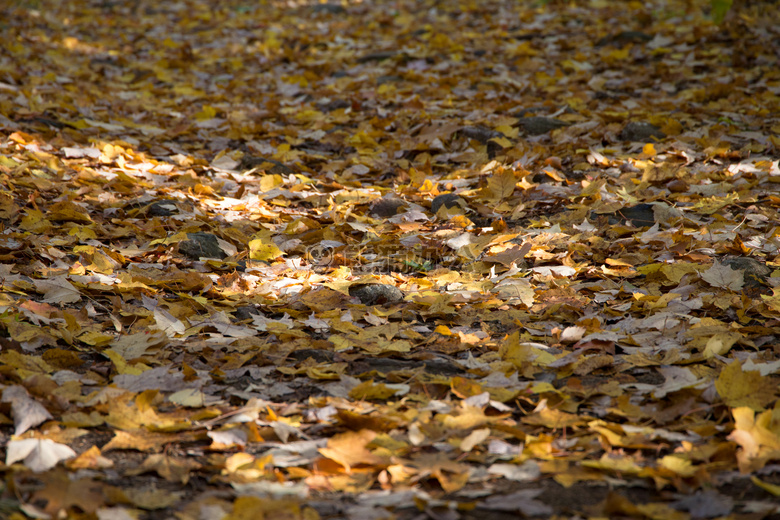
126,454 -> 201,484
31,470 -> 105,515
715,361 -> 778,411
6,438 -> 76,472
478,489 -> 553,516
2,385 -> 53,435
318,429 -> 385,473
701,262 -> 745,291
460,427 -> 491,452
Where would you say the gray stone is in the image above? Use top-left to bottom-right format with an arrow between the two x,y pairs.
147,200 -> 178,217
591,203 -> 655,227
460,125 -> 504,144
357,51 -> 396,63
233,306 -> 259,322
596,31 -> 653,47
619,122 -> 666,142
517,116 -> 569,136
310,3 -> 346,14
722,256 -> 771,288
240,156 -> 295,175
178,232 -> 226,260
349,284 -> 404,305
370,196 -> 407,217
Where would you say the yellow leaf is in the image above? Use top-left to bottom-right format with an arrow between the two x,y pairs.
248,237 -> 284,262
523,408 -> 586,429
499,331 -> 533,369
348,380 -> 398,401
295,109 -> 323,122
703,332 -> 742,358
259,174 -> 284,191
318,429 -> 383,472
305,366 -> 345,380
121,487 -> 183,510
635,503 -> 688,520
716,361 -> 777,411
450,376 -> 483,398
581,453 -> 642,474
728,407 -> 780,473
437,204 -> 467,220
588,420 -> 625,447
0,193 -> 18,220
79,331 -> 116,348
486,386 -> 521,403
408,167 -> 426,187
149,231 -> 188,246
494,125 -> 518,138
168,389 -> 208,408
429,32 -> 454,50
127,453 -> 201,484
193,183 -> 217,197
173,85 -> 203,96
659,455 -> 697,477
228,497 -> 301,520
195,105 -> 217,121
419,178 -> 437,194
760,288 -> 780,313
660,262 -> 701,284
377,83 -> 395,95
511,41 -> 539,57
66,445 -> 113,470
0,350 -> 54,376
434,325 -> 452,336
328,335 -> 353,351
692,192 -> 739,215
488,168 -> 516,200
490,136 -> 514,148
346,131 -> 378,150
751,476 -> 780,496
439,406 -> 491,430
0,156 -> 19,168
460,428 -> 491,452
660,118 -> 683,136
531,382 -> 556,394
606,48 -> 630,62
19,209 -> 52,234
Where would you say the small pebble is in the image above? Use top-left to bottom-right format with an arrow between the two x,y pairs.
349,284 -> 404,305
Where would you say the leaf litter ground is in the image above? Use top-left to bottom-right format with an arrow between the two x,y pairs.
1,0 -> 780,518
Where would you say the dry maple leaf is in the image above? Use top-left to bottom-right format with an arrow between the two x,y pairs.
30,469 -> 105,515
1,385 -> 53,435
318,429 -> 385,473
701,262 -> 745,291
6,438 -> 75,473
126,453 -> 202,484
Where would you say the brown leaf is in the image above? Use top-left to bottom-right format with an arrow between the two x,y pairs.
126,453 -> 201,484
318,429 -> 385,473
103,430 -> 202,453
715,361 -> 778,411
31,469 -> 105,515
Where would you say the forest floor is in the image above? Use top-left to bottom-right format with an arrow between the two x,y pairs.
1,0 -> 780,518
